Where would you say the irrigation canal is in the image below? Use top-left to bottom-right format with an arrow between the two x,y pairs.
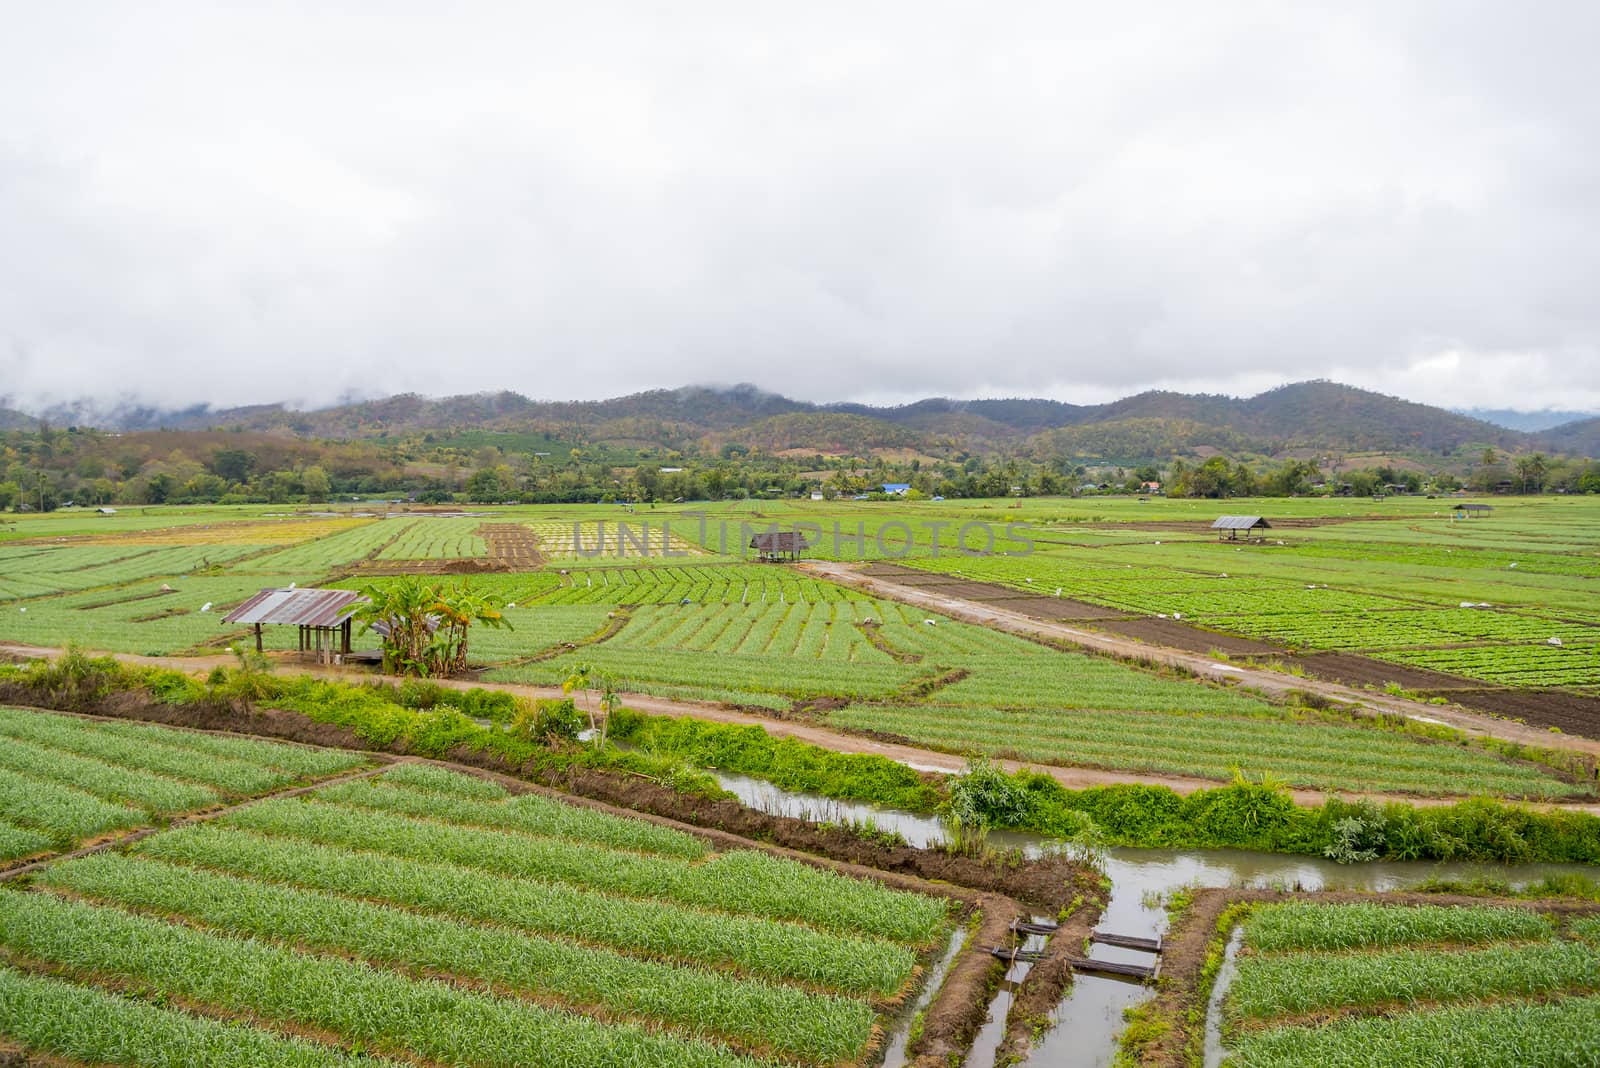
713,771 -> 1596,1068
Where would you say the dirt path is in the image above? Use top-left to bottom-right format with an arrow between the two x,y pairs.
6,641 -> 1599,814
800,560 -> 1600,762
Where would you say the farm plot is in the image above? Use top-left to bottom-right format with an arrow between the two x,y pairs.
1373,642 -> 1600,688
0,763 -> 952,1068
0,573 -> 305,655
1219,901 -> 1600,1067
825,702 -> 1586,798
374,517 -> 489,560
0,706 -> 367,861
530,520 -> 702,559
538,564 -> 867,606
240,518 -> 408,574
487,601 -> 927,707
0,541 -> 265,601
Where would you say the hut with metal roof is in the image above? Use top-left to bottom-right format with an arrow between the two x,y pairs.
749,530 -> 814,562
1211,515 -> 1272,542
1452,503 -> 1493,519
223,587 -> 370,662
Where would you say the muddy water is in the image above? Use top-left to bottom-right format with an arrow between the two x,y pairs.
711,772 -> 1595,1067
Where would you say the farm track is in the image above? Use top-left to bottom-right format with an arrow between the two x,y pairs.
800,561 -> 1600,756
4,642 -> 1599,814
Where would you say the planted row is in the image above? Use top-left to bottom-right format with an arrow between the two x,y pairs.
0,889 -> 771,1068
1242,902 -> 1555,953
220,798 -> 949,944
41,853 -> 874,1063
140,825 -> 914,995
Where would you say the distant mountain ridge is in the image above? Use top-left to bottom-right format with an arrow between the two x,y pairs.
1458,407 -> 1600,432
3,381 -> 1583,463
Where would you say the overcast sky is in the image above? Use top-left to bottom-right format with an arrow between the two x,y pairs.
2,2 -> 1596,415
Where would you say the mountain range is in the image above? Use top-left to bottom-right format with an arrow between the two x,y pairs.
4,382 -> 1596,463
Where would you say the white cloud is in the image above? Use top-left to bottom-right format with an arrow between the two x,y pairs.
0,1 -> 1596,412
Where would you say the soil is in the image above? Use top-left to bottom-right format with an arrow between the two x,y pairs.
1098,617 -> 1279,656
478,522 -> 547,570
996,886 -> 1110,1064
907,904 -> 1018,1068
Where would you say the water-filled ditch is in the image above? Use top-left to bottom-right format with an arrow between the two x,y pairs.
712,772 -> 1594,1067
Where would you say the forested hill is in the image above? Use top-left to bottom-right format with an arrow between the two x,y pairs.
9,380 -> 1563,463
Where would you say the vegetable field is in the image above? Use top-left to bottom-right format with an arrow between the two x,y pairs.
0,706 -> 367,862
0,759 -> 952,1068
1219,901 -> 1600,1067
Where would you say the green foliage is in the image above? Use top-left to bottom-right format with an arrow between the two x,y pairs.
513,698 -> 586,744
1243,902 -> 1554,954
611,710 -> 942,811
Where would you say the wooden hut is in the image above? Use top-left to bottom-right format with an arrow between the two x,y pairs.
1453,503 -> 1493,519
1211,515 -> 1272,542
223,587 -> 369,663
749,530 -> 814,562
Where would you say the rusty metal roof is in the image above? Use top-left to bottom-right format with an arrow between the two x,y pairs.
749,531 -> 814,551
223,588 -> 369,627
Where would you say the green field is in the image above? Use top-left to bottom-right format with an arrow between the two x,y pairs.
1221,901 -> 1600,1067
0,755 -> 950,1068
0,706 -> 367,861
0,500 -> 1594,799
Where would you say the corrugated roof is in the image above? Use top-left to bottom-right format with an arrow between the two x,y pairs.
1211,515 -> 1271,529
223,588 -> 369,627
749,531 -> 814,551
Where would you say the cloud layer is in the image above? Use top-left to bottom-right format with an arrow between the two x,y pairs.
2,2 -> 1596,412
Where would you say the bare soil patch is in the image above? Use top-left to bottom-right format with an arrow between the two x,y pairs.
479,522 -> 546,570
1100,618 -> 1278,656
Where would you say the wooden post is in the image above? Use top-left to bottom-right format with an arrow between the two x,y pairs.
254,622 -> 263,654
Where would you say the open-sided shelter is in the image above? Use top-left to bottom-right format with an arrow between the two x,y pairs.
223,587 -> 369,663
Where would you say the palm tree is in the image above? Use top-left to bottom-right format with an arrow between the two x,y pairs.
357,577 -> 510,677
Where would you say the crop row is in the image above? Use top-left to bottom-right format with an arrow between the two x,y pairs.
374,517 -> 489,560
322,771 -> 709,858
242,520 -> 408,573
1226,940 -> 1599,1024
825,704 -> 1580,798
1376,643 -> 1600,688
528,521 -> 700,559
0,541 -> 263,600
140,823 -> 914,994
0,889 -> 770,1068
40,852 -> 874,1063
1241,902 -> 1556,953
0,963 -> 401,1068
1226,993 -> 1600,1067
0,707 -> 320,794
537,565 -> 864,606
217,797 -> 950,943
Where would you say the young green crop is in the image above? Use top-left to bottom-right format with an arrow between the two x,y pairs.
0,708 -> 291,794
220,798 -> 949,943
0,767 -> 141,845
827,703 -> 1582,798
379,761 -> 509,799
1226,993 -> 1600,1067
42,853 -> 876,1064
0,817 -> 53,862
1226,941 -> 1600,1024
1242,902 -> 1555,953
88,715 -> 367,777
0,963 -> 404,1068
322,774 -> 709,858
139,824 -> 915,995
0,889 -> 774,1068
0,735 -> 219,813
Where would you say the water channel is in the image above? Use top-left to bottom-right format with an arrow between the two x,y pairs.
712,772 -> 1596,1068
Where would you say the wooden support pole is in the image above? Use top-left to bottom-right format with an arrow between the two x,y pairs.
254,622 -> 263,654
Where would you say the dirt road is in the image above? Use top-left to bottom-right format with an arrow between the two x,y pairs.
800,560 -> 1600,762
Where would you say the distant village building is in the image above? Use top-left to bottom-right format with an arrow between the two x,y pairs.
1140,481 -> 1161,494
1211,515 -> 1272,542
880,483 -> 911,496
